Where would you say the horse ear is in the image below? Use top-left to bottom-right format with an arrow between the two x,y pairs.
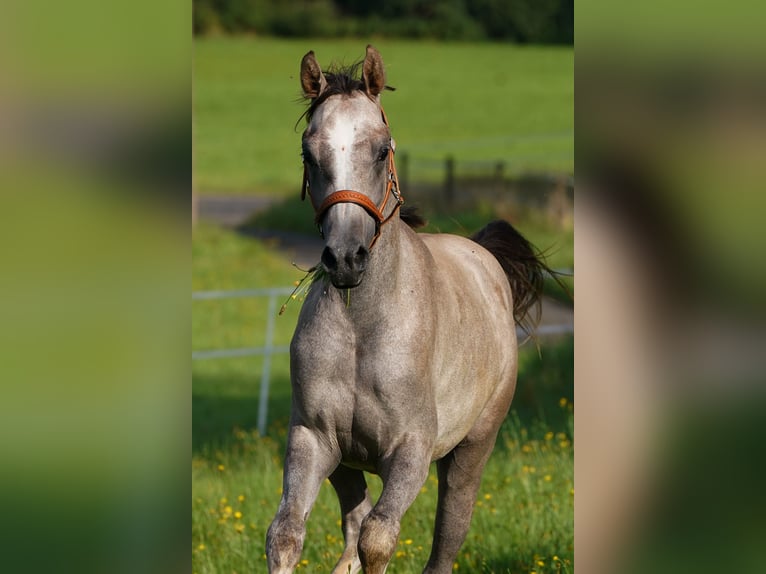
300,50 -> 327,99
362,44 -> 386,97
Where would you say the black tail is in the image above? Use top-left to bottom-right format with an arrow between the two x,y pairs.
471,220 -> 565,337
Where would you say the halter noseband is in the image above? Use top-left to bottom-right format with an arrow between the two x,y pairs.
301,107 -> 404,249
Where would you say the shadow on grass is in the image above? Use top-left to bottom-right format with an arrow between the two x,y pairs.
242,196 -> 573,305
239,195 -> 317,236
242,194 -> 497,238
192,371 -> 293,454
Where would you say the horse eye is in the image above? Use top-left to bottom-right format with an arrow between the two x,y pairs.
302,149 -> 316,167
376,146 -> 389,162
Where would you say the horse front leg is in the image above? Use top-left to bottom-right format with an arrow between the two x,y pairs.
328,465 -> 373,574
266,424 -> 340,574
358,440 -> 432,574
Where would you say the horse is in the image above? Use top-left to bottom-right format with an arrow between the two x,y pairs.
267,45 -> 553,574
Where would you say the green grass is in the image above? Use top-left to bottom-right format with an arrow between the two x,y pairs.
192,338 -> 574,574
194,33 -> 573,573
193,223 -> 302,449
193,37 -> 573,194
192,225 -> 573,573
192,397 -> 573,574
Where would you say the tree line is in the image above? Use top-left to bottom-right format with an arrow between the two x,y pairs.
193,0 -> 573,44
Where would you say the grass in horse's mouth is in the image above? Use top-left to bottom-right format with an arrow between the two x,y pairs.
279,262 -> 336,315
279,262 -> 322,315
281,259 -> 364,314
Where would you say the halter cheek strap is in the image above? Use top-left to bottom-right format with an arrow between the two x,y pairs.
301,107 -> 404,249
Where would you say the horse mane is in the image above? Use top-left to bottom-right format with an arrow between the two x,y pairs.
400,205 -> 427,229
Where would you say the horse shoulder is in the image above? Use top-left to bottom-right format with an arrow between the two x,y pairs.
289,284 -> 359,428
415,232 -> 517,456
418,233 -> 511,304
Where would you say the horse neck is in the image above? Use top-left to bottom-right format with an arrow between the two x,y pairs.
337,217 -> 406,317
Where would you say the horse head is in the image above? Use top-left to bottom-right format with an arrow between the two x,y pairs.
299,45 -> 401,288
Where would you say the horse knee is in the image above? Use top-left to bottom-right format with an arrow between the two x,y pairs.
358,512 -> 399,572
266,511 -> 305,573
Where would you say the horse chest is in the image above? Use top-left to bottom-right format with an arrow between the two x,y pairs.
292,315 -> 433,463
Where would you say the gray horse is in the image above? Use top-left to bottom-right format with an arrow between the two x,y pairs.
267,45 -> 552,574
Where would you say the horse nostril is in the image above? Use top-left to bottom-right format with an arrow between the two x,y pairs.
353,246 -> 370,271
321,246 -> 338,271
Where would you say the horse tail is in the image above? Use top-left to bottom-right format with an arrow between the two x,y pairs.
471,220 -> 564,337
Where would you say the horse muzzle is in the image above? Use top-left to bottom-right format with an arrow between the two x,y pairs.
321,243 -> 370,288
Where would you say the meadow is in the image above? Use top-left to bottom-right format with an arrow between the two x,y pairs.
193,36 -> 573,573
193,37 -> 573,194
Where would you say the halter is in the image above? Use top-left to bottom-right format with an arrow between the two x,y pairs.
301,106 -> 404,249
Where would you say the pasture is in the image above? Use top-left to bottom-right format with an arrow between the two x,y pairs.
193,37 -> 573,194
193,37 -> 573,573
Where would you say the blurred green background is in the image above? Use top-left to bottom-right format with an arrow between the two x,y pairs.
4,1 -> 766,573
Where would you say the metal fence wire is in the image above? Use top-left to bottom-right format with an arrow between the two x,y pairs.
193,287 -> 293,434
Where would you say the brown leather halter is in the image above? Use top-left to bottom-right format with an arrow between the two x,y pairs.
301,107 -> 404,249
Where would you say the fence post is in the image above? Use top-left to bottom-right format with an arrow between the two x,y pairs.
257,293 -> 278,436
445,155 -> 455,208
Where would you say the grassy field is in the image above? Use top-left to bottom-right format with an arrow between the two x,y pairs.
192,225 -> 573,573
193,36 -> 573,573
193,37 -> 573,194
